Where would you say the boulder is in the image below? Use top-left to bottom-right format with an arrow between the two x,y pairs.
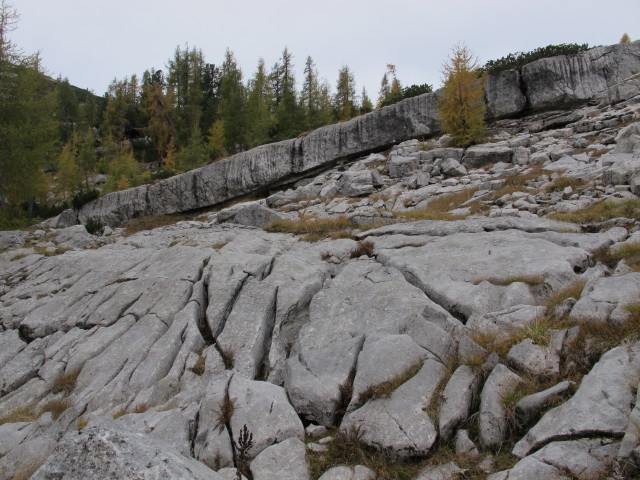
569,273 -> 640,325
250,437 -> 309,480
515,380 -> 573,426
31,421 -> 223,480
615,121 -> 640,155
388,155 -> 419,178
462,145 -> 513,168
602,153 -> 640,186
414,462 -> 467,480
218,201 -> 291,228
338,170 -> 379,197
441,158 -> 468,177
340,358 -> 446,461
438,365 -> 483,442
0,230 -> 25,250
318,465 -> 377,480
478,364 -> 522,451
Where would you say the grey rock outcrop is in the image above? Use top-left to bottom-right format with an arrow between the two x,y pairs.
250,437 -> 310,480
513,343 -> 640,457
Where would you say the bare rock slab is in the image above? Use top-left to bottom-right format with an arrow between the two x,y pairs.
479,363 -> 523,451
438,365 -> 483,442
318,465 -> 377,480
340,358 -> 446,461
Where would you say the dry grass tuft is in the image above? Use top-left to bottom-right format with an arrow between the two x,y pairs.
122,212 -> 197,236
218,344 -> 235,370
190,353 -> 206,376
613,242 -> 640,271
476,274 -> 544,287
213,393 -> 237,434
349,240 -> 375,259
264,216 -> 356,242
0,404 -> 39,425
544,176 -> 585,192
397,188 -> 478,221
356,362 -> 423,408
547,198 -> 640,224
51,369 -> 81,396
39,398 -> 71,420
545,281 -> 585,311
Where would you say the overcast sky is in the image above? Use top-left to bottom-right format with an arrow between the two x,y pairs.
10,0 -> 640,100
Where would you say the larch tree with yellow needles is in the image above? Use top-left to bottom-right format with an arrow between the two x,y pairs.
439,44 -> 486,147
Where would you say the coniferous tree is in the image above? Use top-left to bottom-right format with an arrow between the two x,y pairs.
620,33 -> 631,44
377,73 -> 390,108
245,58 -> 272,148
141,69 -> 175,165
360,87 -> 373,114
334,65 -> 357,121
56,133 -> 82,202
440,44 -> 486,147
270,47 -> 298,140
218,48 -> 245,153
300,56 -> 321,129
55,76 -> 79,143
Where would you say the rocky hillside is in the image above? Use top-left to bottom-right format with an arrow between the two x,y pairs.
1,42 -> 640,480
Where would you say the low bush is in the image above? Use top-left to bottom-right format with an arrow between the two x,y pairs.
483,43 -> 591,74
84,217 -> 104,236
72,189 -> 100,210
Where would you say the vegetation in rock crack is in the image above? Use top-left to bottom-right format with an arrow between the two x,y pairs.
349,240 -> 375,259
439,44 -> 486,148
190,352 -> 206,376
51,369 -> 81,395
307,424 -> 519,480
218,344 -> 236,370
545,280 -> 585,313
356,361 -> 423,408
397,187 -> 478,220
121,212 -> 198,236
547,198 -> 640,225
213,392 -> 237,433
234,424 -> 254,480
477,274 -> 545,287
264,216 -> 356,242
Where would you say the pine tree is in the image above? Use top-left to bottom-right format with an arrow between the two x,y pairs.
206,119 -> 226,159
439,44 -> 486,147
620,33 -> 631,44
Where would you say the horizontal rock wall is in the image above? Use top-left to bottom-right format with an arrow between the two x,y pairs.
486,40 -> 640,118
79,41 -> 640,226
79,93 -> 441,226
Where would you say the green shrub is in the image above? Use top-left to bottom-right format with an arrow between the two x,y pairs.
72,189 -> 100,210
85,218 -> 104,236
483,43 -> 591,74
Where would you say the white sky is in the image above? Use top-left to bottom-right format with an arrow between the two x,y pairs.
10,0 -> 640,100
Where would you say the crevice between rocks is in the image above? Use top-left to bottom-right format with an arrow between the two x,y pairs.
521,430 -> 626,459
